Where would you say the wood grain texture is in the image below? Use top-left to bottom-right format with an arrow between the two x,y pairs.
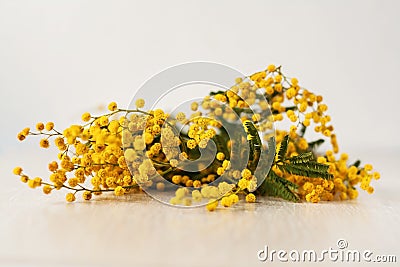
0,149 -> 398,267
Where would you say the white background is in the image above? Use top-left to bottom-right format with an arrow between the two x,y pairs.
0,1 -> 399,266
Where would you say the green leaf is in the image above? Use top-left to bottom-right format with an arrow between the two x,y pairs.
258,170 -> 300,202
351,160 -> 361,168
299,123 -> 307,137
243,121 -> 262,172
269,169 -> 298,189
267,136 -> 276,160
243,121 -> 262,150
281,162 -> 333,179
209,90 -> 226,96
288,152 -> 314,164
277,135 -> 289,161
308,139 -> 325,150
233,107 -> 253,114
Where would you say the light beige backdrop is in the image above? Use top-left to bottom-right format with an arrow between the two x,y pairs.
0,0 -> 399,266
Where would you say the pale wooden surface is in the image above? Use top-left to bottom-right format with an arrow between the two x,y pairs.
0,148 -> 399,267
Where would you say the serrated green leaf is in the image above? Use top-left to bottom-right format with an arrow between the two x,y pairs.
269,170 -> 298,189
243,121 -> 262,172
288,152 -> 314,164
267,136 -> 276,159
281,163 -> 333,179
277,135 -> 289,161
259,171 -> 300,202
308,139 -> 325,150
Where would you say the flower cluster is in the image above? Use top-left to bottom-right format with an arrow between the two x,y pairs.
13,65 -> 380,210
246,65 -> 379,202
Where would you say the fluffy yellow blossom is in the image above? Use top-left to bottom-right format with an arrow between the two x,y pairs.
169,159 -> 179,168
40,139 -> 50,148
247,176 -> 258,192
241,168 -> 252,180
216,152 -> 225,161
229,194 -> 239,204
187,139 -> 197,149
135,98 -> 145,108
192,190 -> 202,202
12,65 -> 379,209
218,182 -> 234,195
246,193 -> 256,203
206,199 -> 218,211
172,175 -> 181,184
193,180 -> 202,188
221,196 -> 233,207
99,116 -> 109,127
42,185 -> 52,194
176,112 -> 186,122
36,122 -> 44,131
175,188 -> 188,199
20,175 -> 29,183
222,160 -> 230,170
108,102 -> 118,111
66,193 -> 76,202
21,127 -> 30,136
191,102 -> 199,111
45,122 -> 54,131
367,186 -> 374,194
27,179 -> 36,188
133,138 -> 146,151
267,64 -> 276,72
13,167 -> 23,175
364,164 -> 373,171
114,186 -> 126,196
33,177 -> 42,187
17,132 -> 26,141
83,191 -> 92,200
238,178 -> 249,190
68,178 -> 78,188
81,112 -> 91,122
